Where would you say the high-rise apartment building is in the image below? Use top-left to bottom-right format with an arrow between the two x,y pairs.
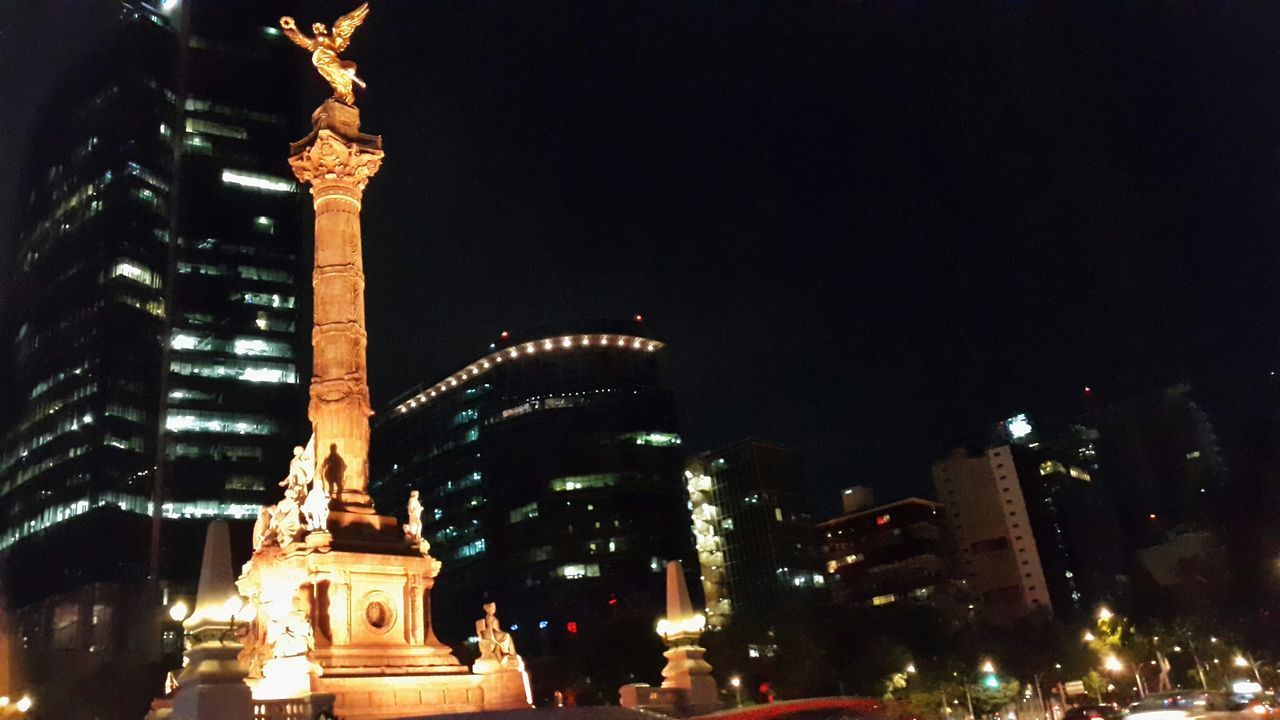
370,320 -> 696,678
932,445 -> 1053,619
689,439 -> 824,633
819,495 -> 955,609
0,3 -> 305,716
934,413 -> 1132,623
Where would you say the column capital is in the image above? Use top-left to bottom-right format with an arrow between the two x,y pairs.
289,100 -> 384,194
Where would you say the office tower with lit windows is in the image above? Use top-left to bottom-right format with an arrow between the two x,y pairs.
370,319 -> 696,669
0,3 -> 305,716
688,439 -> 825,634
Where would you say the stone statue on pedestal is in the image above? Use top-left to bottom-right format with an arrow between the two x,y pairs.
405,490 -> 424,540
301,466 -> 330,533
273,488 -> 302,547
279,4 -> 370,106
476,602 -> 518,667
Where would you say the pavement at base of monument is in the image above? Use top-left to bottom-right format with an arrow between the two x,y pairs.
398,698 -> 884,720
399,709 -> 658,720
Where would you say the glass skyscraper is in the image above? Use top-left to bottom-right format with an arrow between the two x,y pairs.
0,3 -> 305,716
371,319 -> 696,701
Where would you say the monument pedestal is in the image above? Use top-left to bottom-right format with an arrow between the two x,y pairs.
239,518 -> 531,718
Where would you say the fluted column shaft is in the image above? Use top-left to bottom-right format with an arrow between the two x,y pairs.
289,100 -> 383,512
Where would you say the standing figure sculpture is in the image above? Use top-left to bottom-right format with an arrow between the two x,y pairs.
405,490 -> 424,541
282,435 -> 316,496
301,468 -> 330,533
280,3 -> 371,105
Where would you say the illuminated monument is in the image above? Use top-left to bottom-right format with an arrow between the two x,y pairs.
619,561 -> 721,716
233,5 -> 531,717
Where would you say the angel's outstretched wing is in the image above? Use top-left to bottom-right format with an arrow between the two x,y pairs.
331,3 -> 370,53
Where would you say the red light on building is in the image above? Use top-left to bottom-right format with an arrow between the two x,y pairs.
633,314 -> 643,323
1148,514 -> 1157,520
608,596 -> 618,606
566,621 -> 578,634
875,514 -> 891,526
1084,386 -> 1093,394
500,330 -> 510,340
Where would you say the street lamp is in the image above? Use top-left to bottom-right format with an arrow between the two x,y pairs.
168,599 -> 190,622
1083,631 -> 1096,642
15,696 -> 31,713
982,661 -> 996,674
729,675 -> 743,707
1097,607 -> 1114,622
1103,656 -> 1146,698
907,663 -> 917,675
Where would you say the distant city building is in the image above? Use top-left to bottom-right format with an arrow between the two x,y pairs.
1078,384 -> 1227,550
818,495 -> 955,609
689,440 -> 824,632
932,445 -> 1054,619
0,3 -> 306,715
839,485 -> 875,515
370,319 -> 696,655
935,411 -> 1137,622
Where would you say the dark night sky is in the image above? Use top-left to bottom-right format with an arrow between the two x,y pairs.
4,1 -> 1280,515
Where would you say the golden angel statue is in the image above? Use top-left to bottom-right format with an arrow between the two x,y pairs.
280,3 -> 371,105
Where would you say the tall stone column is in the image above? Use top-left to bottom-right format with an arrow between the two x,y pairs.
289,100 -> 383,513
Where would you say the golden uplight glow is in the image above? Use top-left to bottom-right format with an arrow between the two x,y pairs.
656,613 -> 706,639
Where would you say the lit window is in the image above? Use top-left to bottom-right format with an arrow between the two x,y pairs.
107,259 -> 161,289
165,410 -> 279,435
184,134 -> 213,155
185,117 -> 247,139
555,563 -> 601,580
455,539 -> 486,559
550,473 -> 621,492
237,291 -> 295,308
254,215 -> 276,234
872,594 -> 897,606
509,502 -> 539,523
620,431 -> 683,447
220,169 -> 295,193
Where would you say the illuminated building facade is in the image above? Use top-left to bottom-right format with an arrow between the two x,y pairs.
933,413 -> 1129,623
818,496 -> 955,609
692,439 -> 824,632
370,320 -> 696,660
0,1 -> 305,554
0,3 -> 305,716
684,460 -> 731,629
932,445 -> 1054,618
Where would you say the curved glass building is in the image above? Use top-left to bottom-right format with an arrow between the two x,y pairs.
371,320 -> 695,665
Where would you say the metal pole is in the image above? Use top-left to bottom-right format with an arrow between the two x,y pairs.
966,683 -> 976,720
1035,673 -> 1048,720
1249,654 -> 1263,686
1187,639 -> 1209,690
